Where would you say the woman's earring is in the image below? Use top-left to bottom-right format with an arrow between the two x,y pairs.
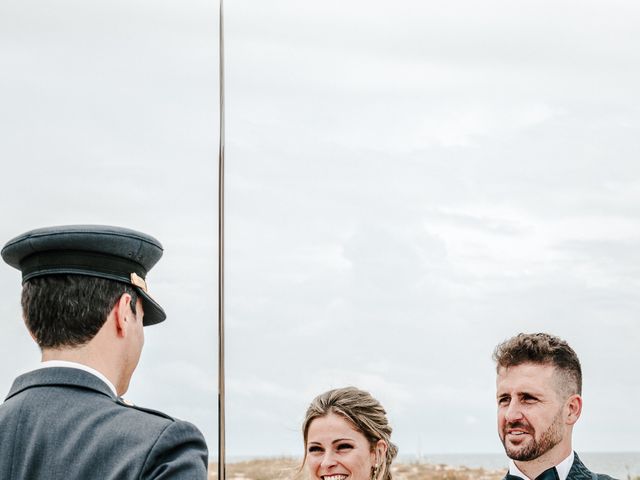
371,464 -> 380,480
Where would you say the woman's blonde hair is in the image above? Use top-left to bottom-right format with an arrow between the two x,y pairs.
302,387 -> 398,480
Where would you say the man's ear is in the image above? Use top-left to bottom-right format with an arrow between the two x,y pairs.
565,393 -> 582,425
114,293 -> 133,337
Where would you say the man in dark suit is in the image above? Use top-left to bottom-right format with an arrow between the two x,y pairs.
0,225 -> 208,479
493,333 -> 616,480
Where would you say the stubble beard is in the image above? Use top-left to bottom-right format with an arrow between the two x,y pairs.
502,410 -> 564,462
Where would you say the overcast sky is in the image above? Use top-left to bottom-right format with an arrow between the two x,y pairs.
1,0 -> 639,461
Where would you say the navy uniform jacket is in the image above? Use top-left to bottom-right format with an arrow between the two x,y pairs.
502,452 -> 618,480
0,367 -> 208,479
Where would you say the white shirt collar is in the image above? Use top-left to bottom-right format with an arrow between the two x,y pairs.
37,360 -> 118,397
508,451 -> 574,480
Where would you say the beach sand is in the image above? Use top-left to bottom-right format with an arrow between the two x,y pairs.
208,458 -> 505,480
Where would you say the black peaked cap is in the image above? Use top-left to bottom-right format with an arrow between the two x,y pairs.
1,225 -> 166,326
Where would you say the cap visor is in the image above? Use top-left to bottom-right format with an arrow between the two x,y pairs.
138,289 -> 166,326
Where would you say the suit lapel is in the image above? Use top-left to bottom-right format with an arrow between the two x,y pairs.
5,367 -> 116,401
567,453 -> 596,480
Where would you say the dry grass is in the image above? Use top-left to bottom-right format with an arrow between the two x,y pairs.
208,458 -> 301,480
208,458 -> 505,480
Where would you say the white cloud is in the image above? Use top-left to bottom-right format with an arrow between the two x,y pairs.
1,0 -> 639,463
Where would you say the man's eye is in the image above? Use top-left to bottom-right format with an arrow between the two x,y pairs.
498,397 -> 510,405
337,443 -> 354,450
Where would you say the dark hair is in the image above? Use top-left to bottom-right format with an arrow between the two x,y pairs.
21,275 -> 138,349
493,332 -> 582,396
302,387 -> 398,480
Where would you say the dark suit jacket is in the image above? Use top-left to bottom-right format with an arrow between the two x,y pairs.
0,367 -> 208,479
502,452 -> 618,480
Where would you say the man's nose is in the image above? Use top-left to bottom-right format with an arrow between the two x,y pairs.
503,401 -> 524,422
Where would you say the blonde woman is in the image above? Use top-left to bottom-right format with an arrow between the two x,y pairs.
302,387 -> 398,480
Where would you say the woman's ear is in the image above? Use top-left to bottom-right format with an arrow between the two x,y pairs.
375,439 -> 387,464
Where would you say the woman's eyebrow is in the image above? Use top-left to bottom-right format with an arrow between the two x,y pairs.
331,438 -> 355,444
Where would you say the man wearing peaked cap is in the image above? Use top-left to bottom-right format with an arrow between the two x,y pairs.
0,225 -> 208,480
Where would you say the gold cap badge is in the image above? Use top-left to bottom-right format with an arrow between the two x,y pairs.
130,272 -> 148,293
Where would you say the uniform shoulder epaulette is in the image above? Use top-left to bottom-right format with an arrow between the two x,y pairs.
116,397 -> 175,421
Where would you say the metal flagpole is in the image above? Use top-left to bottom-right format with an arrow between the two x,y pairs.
218,0 -> 226,479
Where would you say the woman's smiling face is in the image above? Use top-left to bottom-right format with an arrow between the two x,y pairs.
305,413 -> 377,480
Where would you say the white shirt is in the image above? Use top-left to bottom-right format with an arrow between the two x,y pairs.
508,451 -> 574,480
37,360 -> 118,397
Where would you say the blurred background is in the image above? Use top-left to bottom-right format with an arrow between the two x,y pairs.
1,0 -> 638,469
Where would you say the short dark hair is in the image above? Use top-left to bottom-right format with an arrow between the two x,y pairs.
21,275 -> 138,349
493,332 -> 582,396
